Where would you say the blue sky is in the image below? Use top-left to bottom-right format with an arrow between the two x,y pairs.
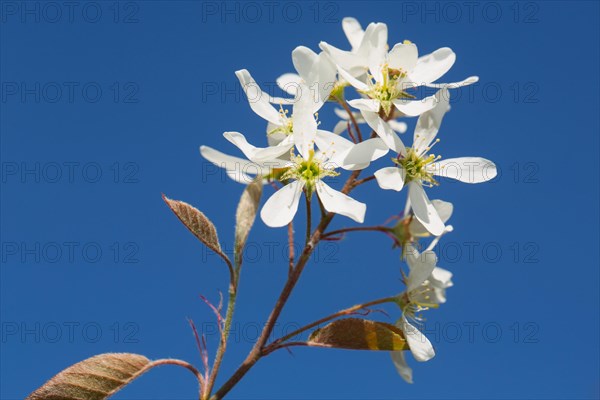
1,1 -> 599,399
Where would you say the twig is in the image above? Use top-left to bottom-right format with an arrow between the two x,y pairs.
321,226 -> 393,239
287,222 -> 294,276
263,295 -> 398,353
340,100 -> 363,142
352,175 -> 376,188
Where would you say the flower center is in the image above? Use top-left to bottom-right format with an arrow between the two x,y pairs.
399,288 -> 439,323
361,63 -> 414,116
281,150 -> 339,195
394,147 -> 439,186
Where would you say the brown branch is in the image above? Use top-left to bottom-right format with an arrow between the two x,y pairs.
210,169 -> 363,400
321,226 -> 393,239
340,100 -> 363,142
352,175 -> 376,188
287,222 -> 294,276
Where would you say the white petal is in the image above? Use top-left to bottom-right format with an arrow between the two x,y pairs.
431,267 -> 453,288
348,98 -> 380,112
319,42 -> 368,78
425,75 -> 479,89
374,167 -> 405,191
367,50 -> 387,84
342,17 -> 364,50
410,47 -> 456,85
316,181 -> 366,223
431,157 -> 497,183
199,145 -> 262,184
235,69 -> 283,125
408,182 -> 445,236
293,46 -> 320,83
388,119 -> 408,134
333,120 -> 348,135
409,199 -> 454,236
360,22 -> 388,60
388,43 -> 418,73
291,87 -> 318,158
391,351 -> 413,384
393,94 -> 438,117
260,180 -> 304,228
360,110 -> 406,155
432,199 -> 454,223
405,249 -> 438,292
314,129 -> 354,168
342,138 -> 389,170
334,107 -> 350,120
292,47 -> 336,110
224,131 -> 293,162
401,316 -> 435,362
315,52 -> 337,108
413,89 -> 450,156
276,73 -> 301,95
337,66 -> 370,92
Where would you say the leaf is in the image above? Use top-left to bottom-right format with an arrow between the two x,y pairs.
234,177 -> 262,264
163,194 -> 222,254
27,353 -> 152,400
308,318 -> 409,351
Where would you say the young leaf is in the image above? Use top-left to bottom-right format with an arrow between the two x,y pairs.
163,194 -> 223,254
308,318 -> 409,351
26,353 -> 152,400
234,177 -> 262,265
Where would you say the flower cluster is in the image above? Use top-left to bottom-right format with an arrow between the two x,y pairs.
201,17 -> 497,383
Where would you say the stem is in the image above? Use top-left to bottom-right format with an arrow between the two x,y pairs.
346,121 -> 357,143
287,222 -> 294,276
340,100 -> 363,142
352,175 -> 376,188
264,295 -> 399,354
322,226 -> 393,239
305,194 -> 312,247
204,289 -> 236,399
149,359 -> 204,399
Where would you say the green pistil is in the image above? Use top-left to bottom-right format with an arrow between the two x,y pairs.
394,148 -> 439,186
281,150 -> 339,195
361,63 -> 415,116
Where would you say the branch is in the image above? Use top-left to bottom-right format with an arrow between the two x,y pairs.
352,175 -> 376,188
339,100 -> 363,142
322,226 -> 393,239
150,359 -> 204,399
287,222 -> 295,276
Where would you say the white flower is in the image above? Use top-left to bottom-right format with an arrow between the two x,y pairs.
391,243 -> 453,383
353,89 -> 497,236
235,68 -> 296,147
260,92 -> 385,228
319,18 -> 388,79
322,19 -> 478,117
271,46 -> 337,113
